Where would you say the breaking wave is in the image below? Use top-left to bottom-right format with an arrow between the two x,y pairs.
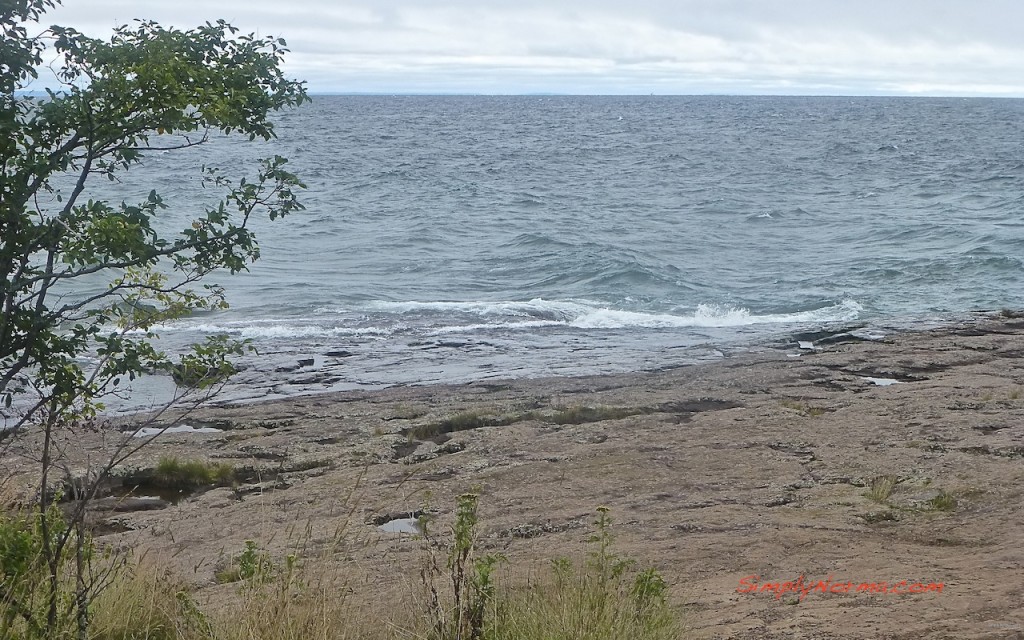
139,299 -> 862,340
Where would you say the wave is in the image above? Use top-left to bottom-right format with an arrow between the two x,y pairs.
133,322 -> 393,339
424,320 -> 564,335
569,301 -> 862,329
357,299 -> 584,321
326,298 -> 863,330
137,299 -> 863,341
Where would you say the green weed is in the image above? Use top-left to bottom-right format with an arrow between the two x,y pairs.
215,540 -> 277,585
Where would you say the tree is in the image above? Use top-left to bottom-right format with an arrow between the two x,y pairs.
0,1 -> 308,635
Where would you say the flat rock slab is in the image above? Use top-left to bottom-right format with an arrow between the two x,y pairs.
5,315 -> 1024,639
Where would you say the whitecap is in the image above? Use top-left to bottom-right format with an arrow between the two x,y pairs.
362,298 -> 586,320
566,300 -> 861,330
425,320 -> 564,335
130,321 -> 393,339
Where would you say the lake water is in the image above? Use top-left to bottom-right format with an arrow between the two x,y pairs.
66,96 -> 1024,409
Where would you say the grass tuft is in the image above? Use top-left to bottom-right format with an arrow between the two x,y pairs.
779,399 -> 826,417
926,490 -> 958,512
543,405 -> 649,425
153,456 -> 236,489
408,404 -> 654,440
409,409 -> 522,440
865,475 -> 899,503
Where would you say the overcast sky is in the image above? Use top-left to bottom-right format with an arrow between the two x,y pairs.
35,0 -> 1024,96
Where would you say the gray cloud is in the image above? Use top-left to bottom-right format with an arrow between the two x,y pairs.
31,0 -> 1024,95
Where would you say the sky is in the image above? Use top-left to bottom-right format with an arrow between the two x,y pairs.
31,0 -> 1024,96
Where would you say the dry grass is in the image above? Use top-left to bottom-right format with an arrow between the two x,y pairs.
485,563 -> 682,640
90,558 -> 199,640
209,577 -> 380,640
2,493 -> 685,640
90,550 -> 391,640
391,404 -> 429,420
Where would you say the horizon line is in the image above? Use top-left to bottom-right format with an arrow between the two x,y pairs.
307,92 -> 1023,99
14,90 -> 1023,99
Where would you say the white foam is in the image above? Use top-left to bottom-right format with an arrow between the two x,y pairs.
232,325 -> 390,339
360,298 -> 585,320
570,301 -> 862,329
348,298 -> 863,330
570,308 -> 698,329
425,320 -> 563,335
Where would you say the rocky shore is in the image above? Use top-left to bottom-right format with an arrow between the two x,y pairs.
5,314 -> 1024,638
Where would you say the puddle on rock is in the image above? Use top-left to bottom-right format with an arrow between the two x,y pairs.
862,377 -> 902,387
378,517 -> 421,534
373,510 -> 427,534
108,484 -> 196,505
91,495 -> 172,511
131,423 -> 223,438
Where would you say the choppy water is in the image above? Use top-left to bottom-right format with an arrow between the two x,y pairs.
66,96 -> 1024,408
